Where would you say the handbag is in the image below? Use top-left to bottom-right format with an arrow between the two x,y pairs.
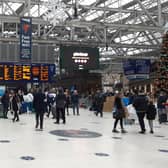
113,108 -> 125,119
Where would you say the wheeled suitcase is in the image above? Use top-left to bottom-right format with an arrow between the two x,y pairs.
159,113 -> 167,124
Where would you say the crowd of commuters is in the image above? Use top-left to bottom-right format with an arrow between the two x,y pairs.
0,87 -> 168,133
0,87 -> 80,130
90,88 -> 167,134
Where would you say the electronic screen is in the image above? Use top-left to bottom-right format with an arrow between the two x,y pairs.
123,59 -> 151,80
0,63 -> 55,82
60,46 -> 99,70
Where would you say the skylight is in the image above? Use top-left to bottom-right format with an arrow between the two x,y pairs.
79,0 -> 97,6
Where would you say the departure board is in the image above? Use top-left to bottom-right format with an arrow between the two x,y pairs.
0,63 -> 55,82
31,64 -> 40,82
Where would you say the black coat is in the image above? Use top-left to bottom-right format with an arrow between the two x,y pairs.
114,96 -> 123,110
56,93 -> 66,108
1,94 -> 9,108
71,94 -> 79,104
12,95 -> 19,112
133,94 -> 148,112
146,104 -> 157,120
33,92 -> 45,113
157,95 -> 167,109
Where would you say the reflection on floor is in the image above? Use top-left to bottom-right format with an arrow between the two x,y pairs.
0,108 -> 168,168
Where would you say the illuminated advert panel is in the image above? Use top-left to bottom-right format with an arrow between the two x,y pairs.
60,46 -> 99,70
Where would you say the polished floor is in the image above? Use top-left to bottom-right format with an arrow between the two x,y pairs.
0,108 -> 168,168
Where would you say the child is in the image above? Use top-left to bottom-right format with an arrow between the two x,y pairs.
146,100 -> 157,133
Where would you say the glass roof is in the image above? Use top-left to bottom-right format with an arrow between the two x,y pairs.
0,0 -> 167,66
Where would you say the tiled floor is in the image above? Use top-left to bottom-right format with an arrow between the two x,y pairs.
0,108 -> 168,168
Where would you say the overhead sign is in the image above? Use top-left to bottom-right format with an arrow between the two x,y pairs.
123,59 -> 151,80
20,17 -> 32,59
0,63 -> 55,82
136,59 -> 151,74
60,46 -> 99,71
123,59 -> 136,75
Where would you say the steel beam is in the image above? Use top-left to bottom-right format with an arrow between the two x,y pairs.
67,20 -> 163,32
0,14 -> 163,32
4,2 -> 17,16
135,0 -> 159,26
78,5 -> 167,17
1,0 -> 41,5
0,37 -> 160,49
0,15 -> 49,24
101,50 -> 160,60
157,0 -> 163,26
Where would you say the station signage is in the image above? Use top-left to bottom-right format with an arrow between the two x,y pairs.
0,63 -> 55,82
20,17 -> 32,59
123,59 -> 151,80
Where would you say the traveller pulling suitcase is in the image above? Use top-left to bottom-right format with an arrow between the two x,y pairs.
158,109 -> 167,124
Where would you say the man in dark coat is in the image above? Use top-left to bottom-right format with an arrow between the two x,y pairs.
1,90 -> 9,119
33,88 -> 45,130
94,90 -> 105,117
133,90 -> 148,134
11,90 -> 19,122
71,90 -> 80,115
55,87 -> 66,124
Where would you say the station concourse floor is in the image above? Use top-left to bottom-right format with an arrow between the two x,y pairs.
0,108 -> 168,168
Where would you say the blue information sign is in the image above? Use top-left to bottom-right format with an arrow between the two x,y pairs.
136,59 -> 151,74
123,59 -> 136,75
123,59 -> 151,80
20,17 -> 32,59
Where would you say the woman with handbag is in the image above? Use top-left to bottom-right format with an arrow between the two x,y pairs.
112,92 -> 127,133
146,99 -> 157,133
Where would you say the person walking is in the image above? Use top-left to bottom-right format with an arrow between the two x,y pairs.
94,90 -> 105,117
11,90 -> 19,122
71,90 -> 80,115
26,89 -> 34,114
112,92 -> 127,133
65,89 -> 70,116
33,88 -> 46,130
1,90 -> 9,119
17,89 -> 24,114
46,88 -> 56,118
146,99 -> 157,134
133,90 -> 148,134
55,87 -> 66,124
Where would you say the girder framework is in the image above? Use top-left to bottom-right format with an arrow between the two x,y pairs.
0,0 -> 167,71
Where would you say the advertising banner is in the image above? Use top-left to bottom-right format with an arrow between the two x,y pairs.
20,17 -> 32,59
60,46 -> 99,71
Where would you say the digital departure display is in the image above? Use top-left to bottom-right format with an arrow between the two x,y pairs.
0,63 -> 55,82
123,59 -> 151,80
